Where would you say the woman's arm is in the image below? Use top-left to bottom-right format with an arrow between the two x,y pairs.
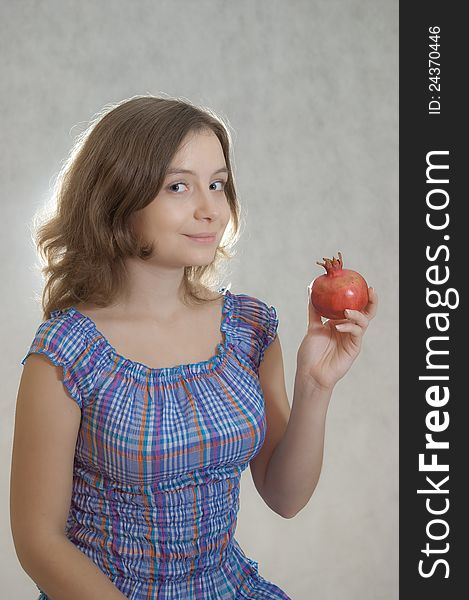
18,534 -> 128,600
260,373 -> 332,518
257,287 -> 378,518
10,354 -> 127,600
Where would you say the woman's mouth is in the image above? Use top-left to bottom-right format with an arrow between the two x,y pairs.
183,234 -> 217,243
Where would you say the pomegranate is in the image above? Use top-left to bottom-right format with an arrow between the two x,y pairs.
310,251 -> 369,320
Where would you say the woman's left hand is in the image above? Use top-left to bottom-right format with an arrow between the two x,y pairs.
296,286 -> 379,390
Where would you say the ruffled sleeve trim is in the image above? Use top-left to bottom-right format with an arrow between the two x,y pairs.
227,293 -> 279,370
21,312 -> 95,410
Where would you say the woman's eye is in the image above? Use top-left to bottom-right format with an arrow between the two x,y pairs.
168,180 -> 227,193
209,180 -> 227,191
168,182 -> 189,193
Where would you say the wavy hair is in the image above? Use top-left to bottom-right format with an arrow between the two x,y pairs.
29,94 -> 243,321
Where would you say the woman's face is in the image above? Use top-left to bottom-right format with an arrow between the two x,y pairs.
131,129 -> 232,267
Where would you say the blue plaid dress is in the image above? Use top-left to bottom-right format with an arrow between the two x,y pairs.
22,288 -> 291,599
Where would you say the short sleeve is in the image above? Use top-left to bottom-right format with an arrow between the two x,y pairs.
259,303 -> 279,363
229,293 -> 279,370
21,314 -> 87,409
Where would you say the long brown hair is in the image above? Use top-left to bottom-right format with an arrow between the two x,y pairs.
29,94 -> 243,321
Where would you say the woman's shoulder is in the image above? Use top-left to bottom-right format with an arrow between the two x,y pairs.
26,308 -> 88,359
225,289 -> 279,340
21,309 -> 99,410
224,289 -> 279,369
228,289 -> 278,321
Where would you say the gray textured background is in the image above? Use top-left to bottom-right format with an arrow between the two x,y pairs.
1,1 -> 398,598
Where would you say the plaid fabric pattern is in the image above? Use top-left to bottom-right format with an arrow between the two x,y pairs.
23,289 -> 291,599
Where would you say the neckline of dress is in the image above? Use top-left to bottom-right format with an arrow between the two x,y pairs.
64,288 -> 234,381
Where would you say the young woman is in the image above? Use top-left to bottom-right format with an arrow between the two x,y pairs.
10,95 -> 378,599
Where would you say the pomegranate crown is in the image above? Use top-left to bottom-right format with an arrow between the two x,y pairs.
316,251 -> 343,273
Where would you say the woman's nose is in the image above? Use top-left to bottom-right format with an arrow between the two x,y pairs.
194,187 -> 219,219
